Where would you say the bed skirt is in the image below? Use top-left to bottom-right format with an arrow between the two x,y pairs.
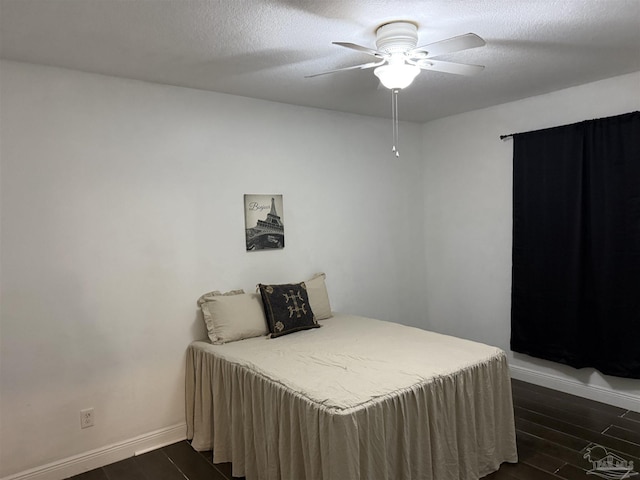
185,339 -> 517,479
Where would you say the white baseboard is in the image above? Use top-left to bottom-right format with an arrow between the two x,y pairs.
1,423 -> 187,480
510,365 -> 639,411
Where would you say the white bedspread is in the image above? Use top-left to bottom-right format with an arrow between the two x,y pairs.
186,314 -> 518,480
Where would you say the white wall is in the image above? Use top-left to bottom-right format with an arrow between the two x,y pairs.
421,72 -> 640,408
0,61 -> 426,478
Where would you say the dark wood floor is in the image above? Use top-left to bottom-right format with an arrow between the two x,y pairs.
67,379 -> 639,480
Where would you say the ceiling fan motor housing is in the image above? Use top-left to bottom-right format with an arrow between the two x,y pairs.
375,21 -> 419,54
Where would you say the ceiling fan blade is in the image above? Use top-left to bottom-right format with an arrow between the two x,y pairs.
305,59 -> 386,78
333,42 -> 385,58
409,33 -> 485,59
415,59 -> 484,76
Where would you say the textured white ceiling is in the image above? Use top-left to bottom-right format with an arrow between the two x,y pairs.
1,0 -> 639,123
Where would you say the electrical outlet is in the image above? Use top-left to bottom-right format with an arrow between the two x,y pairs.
80,408 -> 94,429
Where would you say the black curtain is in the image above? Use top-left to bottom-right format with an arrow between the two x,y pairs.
511,111 -> 640,379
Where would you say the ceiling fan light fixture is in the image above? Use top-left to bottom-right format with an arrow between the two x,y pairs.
306,20 -> 486,157
374,63 -> 420,89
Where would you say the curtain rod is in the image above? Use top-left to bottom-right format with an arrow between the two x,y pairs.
499,111 -> 639,141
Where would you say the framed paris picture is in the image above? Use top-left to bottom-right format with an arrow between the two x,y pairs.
244,194 -> 285,251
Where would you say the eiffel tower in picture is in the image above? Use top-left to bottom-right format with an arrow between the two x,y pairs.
245,196 -> 285,251
257,198 -> 284,233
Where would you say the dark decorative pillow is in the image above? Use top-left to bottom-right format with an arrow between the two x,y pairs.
258,282 -> 320,338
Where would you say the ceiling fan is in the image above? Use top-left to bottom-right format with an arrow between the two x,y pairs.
306,21 -> 486,157
306,21 -> 486,87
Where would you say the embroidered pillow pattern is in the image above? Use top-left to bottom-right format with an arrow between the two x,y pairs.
258,283 -> 320,338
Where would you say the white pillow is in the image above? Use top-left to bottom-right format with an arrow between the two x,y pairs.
200,292 -> 268,344
304,273 -> 333,320
197,289 -> 244,306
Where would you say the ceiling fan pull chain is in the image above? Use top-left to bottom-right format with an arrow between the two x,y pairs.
391,88 -> 396,154
392,88 -> 400,157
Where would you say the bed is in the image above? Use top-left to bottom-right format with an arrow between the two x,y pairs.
185,313 -> 518,480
